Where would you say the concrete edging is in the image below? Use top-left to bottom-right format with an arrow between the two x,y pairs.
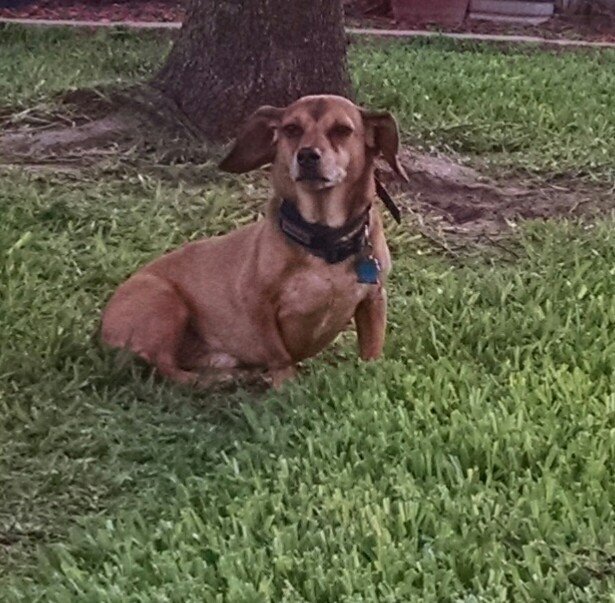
345,26 -> 615,48
0,17 -> 181,28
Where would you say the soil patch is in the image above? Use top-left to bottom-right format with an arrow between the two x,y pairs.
378,150 -> 614,244
0,0 -> 184,22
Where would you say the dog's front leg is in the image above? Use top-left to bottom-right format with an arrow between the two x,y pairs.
245,300 -> 297,389
354,288 -> 387,360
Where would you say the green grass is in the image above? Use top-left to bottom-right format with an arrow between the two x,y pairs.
1,24 -> 614,602
351,39 -> 615,178
0,26 -> 171,106
1,169 -> 614,601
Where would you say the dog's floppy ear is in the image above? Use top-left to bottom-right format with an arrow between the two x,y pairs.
361,110 -> 408,182
219,105 -> 284,173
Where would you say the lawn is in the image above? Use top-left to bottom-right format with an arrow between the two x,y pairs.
1,25 -> 614,601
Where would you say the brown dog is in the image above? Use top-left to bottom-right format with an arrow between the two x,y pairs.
101,95 -> 408,389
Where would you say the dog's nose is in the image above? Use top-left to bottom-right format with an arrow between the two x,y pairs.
297,147 -> 321,167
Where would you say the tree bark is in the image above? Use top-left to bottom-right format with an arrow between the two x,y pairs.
154,0 -> 352,141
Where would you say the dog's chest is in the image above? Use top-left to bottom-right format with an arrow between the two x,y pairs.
277,266 -> 368,359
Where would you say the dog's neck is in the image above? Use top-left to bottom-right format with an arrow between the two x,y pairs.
293,189 -> 359,228
276,198 -> 371,265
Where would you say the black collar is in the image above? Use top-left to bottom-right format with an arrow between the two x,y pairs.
278,199 -> 370,264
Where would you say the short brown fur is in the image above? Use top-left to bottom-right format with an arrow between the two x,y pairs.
100,95 -> 407,389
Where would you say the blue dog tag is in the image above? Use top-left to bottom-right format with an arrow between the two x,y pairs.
356,256 -> 381,284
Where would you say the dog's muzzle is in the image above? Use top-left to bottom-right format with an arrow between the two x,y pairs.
295,147 -> 326,182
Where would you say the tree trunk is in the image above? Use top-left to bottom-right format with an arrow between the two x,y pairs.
154,0 -> 352,142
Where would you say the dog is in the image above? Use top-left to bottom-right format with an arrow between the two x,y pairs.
100,95 -> 408,389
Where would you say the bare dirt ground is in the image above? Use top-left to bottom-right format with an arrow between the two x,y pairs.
376,151 -> 614,255
0,0 -> 184,22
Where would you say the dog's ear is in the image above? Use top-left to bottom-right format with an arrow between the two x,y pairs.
361,110 -> 408,182
219,105 -> 284,173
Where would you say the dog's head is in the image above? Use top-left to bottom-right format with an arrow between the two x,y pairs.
220,95 -> 407,200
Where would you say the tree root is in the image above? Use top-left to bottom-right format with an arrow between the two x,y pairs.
0,114 -> 132,158
0,84 -> 205,163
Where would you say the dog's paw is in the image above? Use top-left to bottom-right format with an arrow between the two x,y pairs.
266,366 -> 298,390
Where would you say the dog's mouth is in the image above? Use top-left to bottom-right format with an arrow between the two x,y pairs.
295,174 -> 337,190
291,161 -> 346,189
296,174 -> 330,183
295,167 -> 334,186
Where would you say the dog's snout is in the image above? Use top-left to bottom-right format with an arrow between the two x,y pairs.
297,147 -> 321,167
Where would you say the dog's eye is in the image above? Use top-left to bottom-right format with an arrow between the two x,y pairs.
329,124 -> 353,138
282,124 -> 303,138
